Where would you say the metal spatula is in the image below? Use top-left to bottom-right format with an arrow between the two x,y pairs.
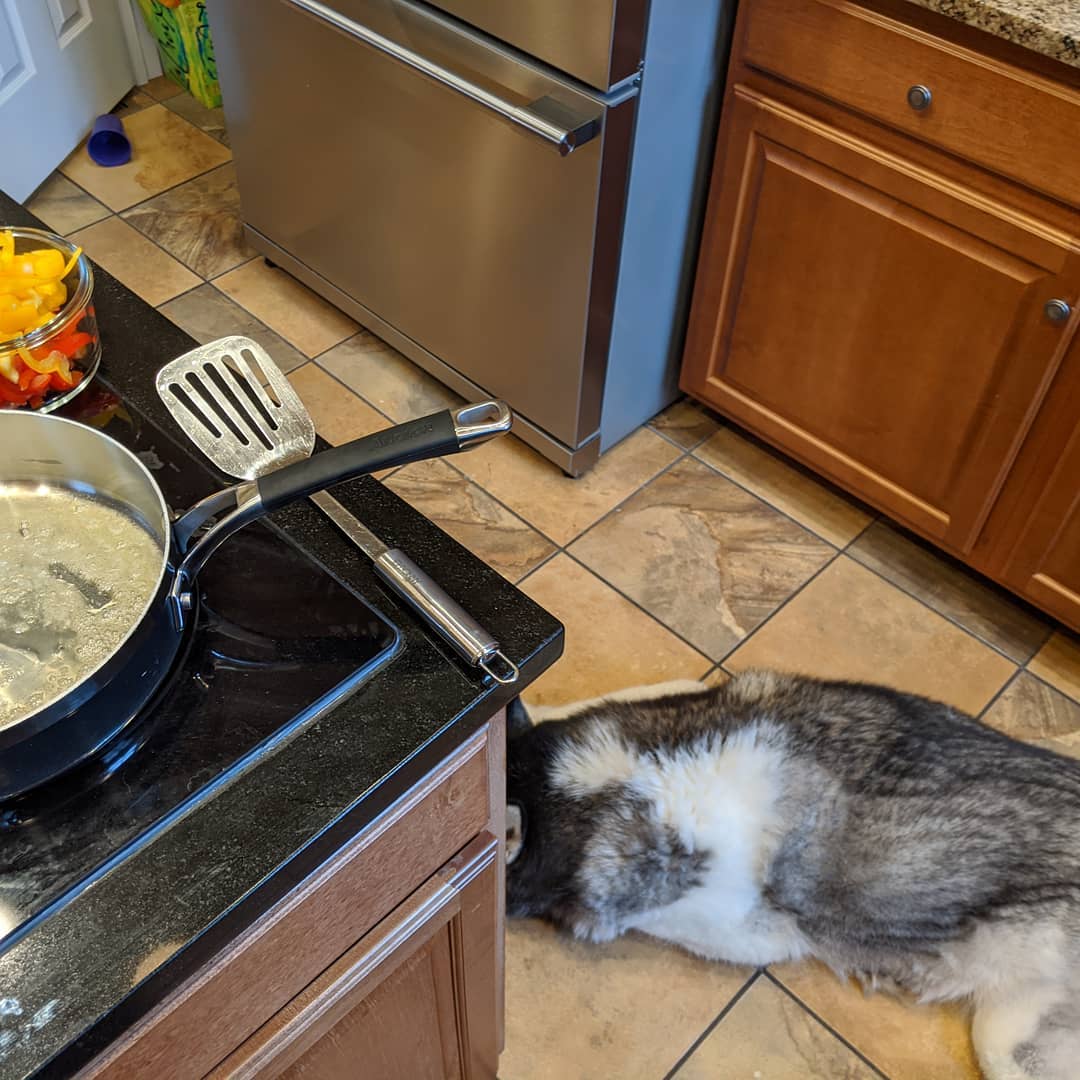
155,336 -> 518,684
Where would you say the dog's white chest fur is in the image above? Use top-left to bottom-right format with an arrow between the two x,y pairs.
545,682 -> 810,965
623,730 -> 809,964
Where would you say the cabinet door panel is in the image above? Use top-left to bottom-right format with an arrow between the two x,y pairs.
280,927 -> 463,1080
211,834 -> 500,1080
682,87 -> 1080,551
976,328 -> 1080,630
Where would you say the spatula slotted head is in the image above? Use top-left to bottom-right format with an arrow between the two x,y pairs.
155,336 -> 316,481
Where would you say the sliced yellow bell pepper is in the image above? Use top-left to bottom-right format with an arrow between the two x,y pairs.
19,347 -> 70,378
0,232 -> 81,340
0,351 -> 17,383
0,303 -> 39,335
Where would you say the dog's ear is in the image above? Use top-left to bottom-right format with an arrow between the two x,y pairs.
506,696 -> 532,739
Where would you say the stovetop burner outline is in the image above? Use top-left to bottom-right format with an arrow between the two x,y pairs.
0,380 -> 399,952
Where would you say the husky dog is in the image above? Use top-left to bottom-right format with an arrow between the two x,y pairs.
505,672 -> 1080,1080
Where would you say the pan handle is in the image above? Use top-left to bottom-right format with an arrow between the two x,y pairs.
168,401 -> 512,627
258,400 -> 510,511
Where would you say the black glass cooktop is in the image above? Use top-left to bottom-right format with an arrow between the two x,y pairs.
0,382 -> 398,950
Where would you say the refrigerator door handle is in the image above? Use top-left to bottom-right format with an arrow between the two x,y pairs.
283,0 -> 603,155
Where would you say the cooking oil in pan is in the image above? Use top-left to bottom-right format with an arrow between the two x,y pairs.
0,483 -> 164,730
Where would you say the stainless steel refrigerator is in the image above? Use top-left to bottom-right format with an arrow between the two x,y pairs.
212,0 -> 731,474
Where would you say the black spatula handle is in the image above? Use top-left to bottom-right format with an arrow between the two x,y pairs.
257,410 -> 460,511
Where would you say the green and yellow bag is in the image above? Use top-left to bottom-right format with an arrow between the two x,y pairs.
136,0 -> 221,109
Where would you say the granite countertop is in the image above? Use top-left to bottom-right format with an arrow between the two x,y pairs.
903,0 -> 1080,69
0,190 -> 563,1078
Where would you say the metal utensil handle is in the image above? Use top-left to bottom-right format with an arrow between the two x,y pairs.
311,490 -> 518,682
283,0 -> 601,156
375,549 -> 518,683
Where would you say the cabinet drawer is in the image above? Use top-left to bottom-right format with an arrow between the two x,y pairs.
742,0 -> 1080,207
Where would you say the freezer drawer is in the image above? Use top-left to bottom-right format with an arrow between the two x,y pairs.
428,0 -> 648,91
212,0 -> 637,450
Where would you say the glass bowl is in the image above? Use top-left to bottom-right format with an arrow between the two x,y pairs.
0,227 -> 101,412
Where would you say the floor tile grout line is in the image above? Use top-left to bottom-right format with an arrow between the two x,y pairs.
762,970 -> 892,1079
422,433 -> 838,667
841,513 -> 878,552
701,662 -> 724,684
155,278 -> 318,378
646,422 -> 713,455
976,664 -> 1024,721
72,212 -> 203,302
112,93 -> 155,122
661,969 -> 762,1079
689,445 -> 853,554
208,253 -> 260,285
118,160 -> 246,263
691,416 -> 882,521
427,435 -> 692,556
161,93 -> 230,147
153,279 -> 211,312
1018,665 -> 1080,708
308,329 -> 367,366
713,549 -> 844,668
843,546 -> 1041,670
510,545 -> 562,587
559,548 -> 716,667
58,106 -> 232,218
57,171 -> 234,302
37,170 -> 294,367
120,157 -> 237,210
682,446 -> 1059,670
436,456 -> 568,551
307,360 -> 402,428
371,452 -> 561,585
556,445 -> 693,550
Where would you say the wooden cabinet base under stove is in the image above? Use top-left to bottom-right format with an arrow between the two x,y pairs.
81,712 -> 507,1080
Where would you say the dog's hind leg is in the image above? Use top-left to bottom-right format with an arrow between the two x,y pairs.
972,984 -> 1079,1080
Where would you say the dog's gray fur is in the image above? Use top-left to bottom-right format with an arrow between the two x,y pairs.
505,671 -> 1080,1080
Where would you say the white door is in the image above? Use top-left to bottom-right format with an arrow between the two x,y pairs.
0,0 -> 135,202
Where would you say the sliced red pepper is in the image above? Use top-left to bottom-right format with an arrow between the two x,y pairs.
49,369 -> 77,391
0,379 -> 31,405
50,330 -> 93,358
13,362 -> 48,395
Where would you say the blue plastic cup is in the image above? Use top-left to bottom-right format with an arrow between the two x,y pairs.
87,114 -> 131,167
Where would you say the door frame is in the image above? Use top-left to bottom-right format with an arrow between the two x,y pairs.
116,0 -> 163,86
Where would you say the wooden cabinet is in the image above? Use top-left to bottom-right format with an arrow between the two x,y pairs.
81,712 -> 507,1080
213,834 -> 500,1080
740,0 -> 1080,208
682,0 -> 1080,627
974,332 -> 1080,627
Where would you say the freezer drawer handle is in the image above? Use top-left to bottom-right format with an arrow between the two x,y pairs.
284,0 -> 602,155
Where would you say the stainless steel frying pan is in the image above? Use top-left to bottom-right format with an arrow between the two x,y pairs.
0,400 -> 510,797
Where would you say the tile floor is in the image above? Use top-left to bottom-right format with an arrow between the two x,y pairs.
26,82 -> 1080,1080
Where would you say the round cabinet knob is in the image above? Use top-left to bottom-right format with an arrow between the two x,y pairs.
906,84 -> 933,112
1044,298 -> 1073,324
